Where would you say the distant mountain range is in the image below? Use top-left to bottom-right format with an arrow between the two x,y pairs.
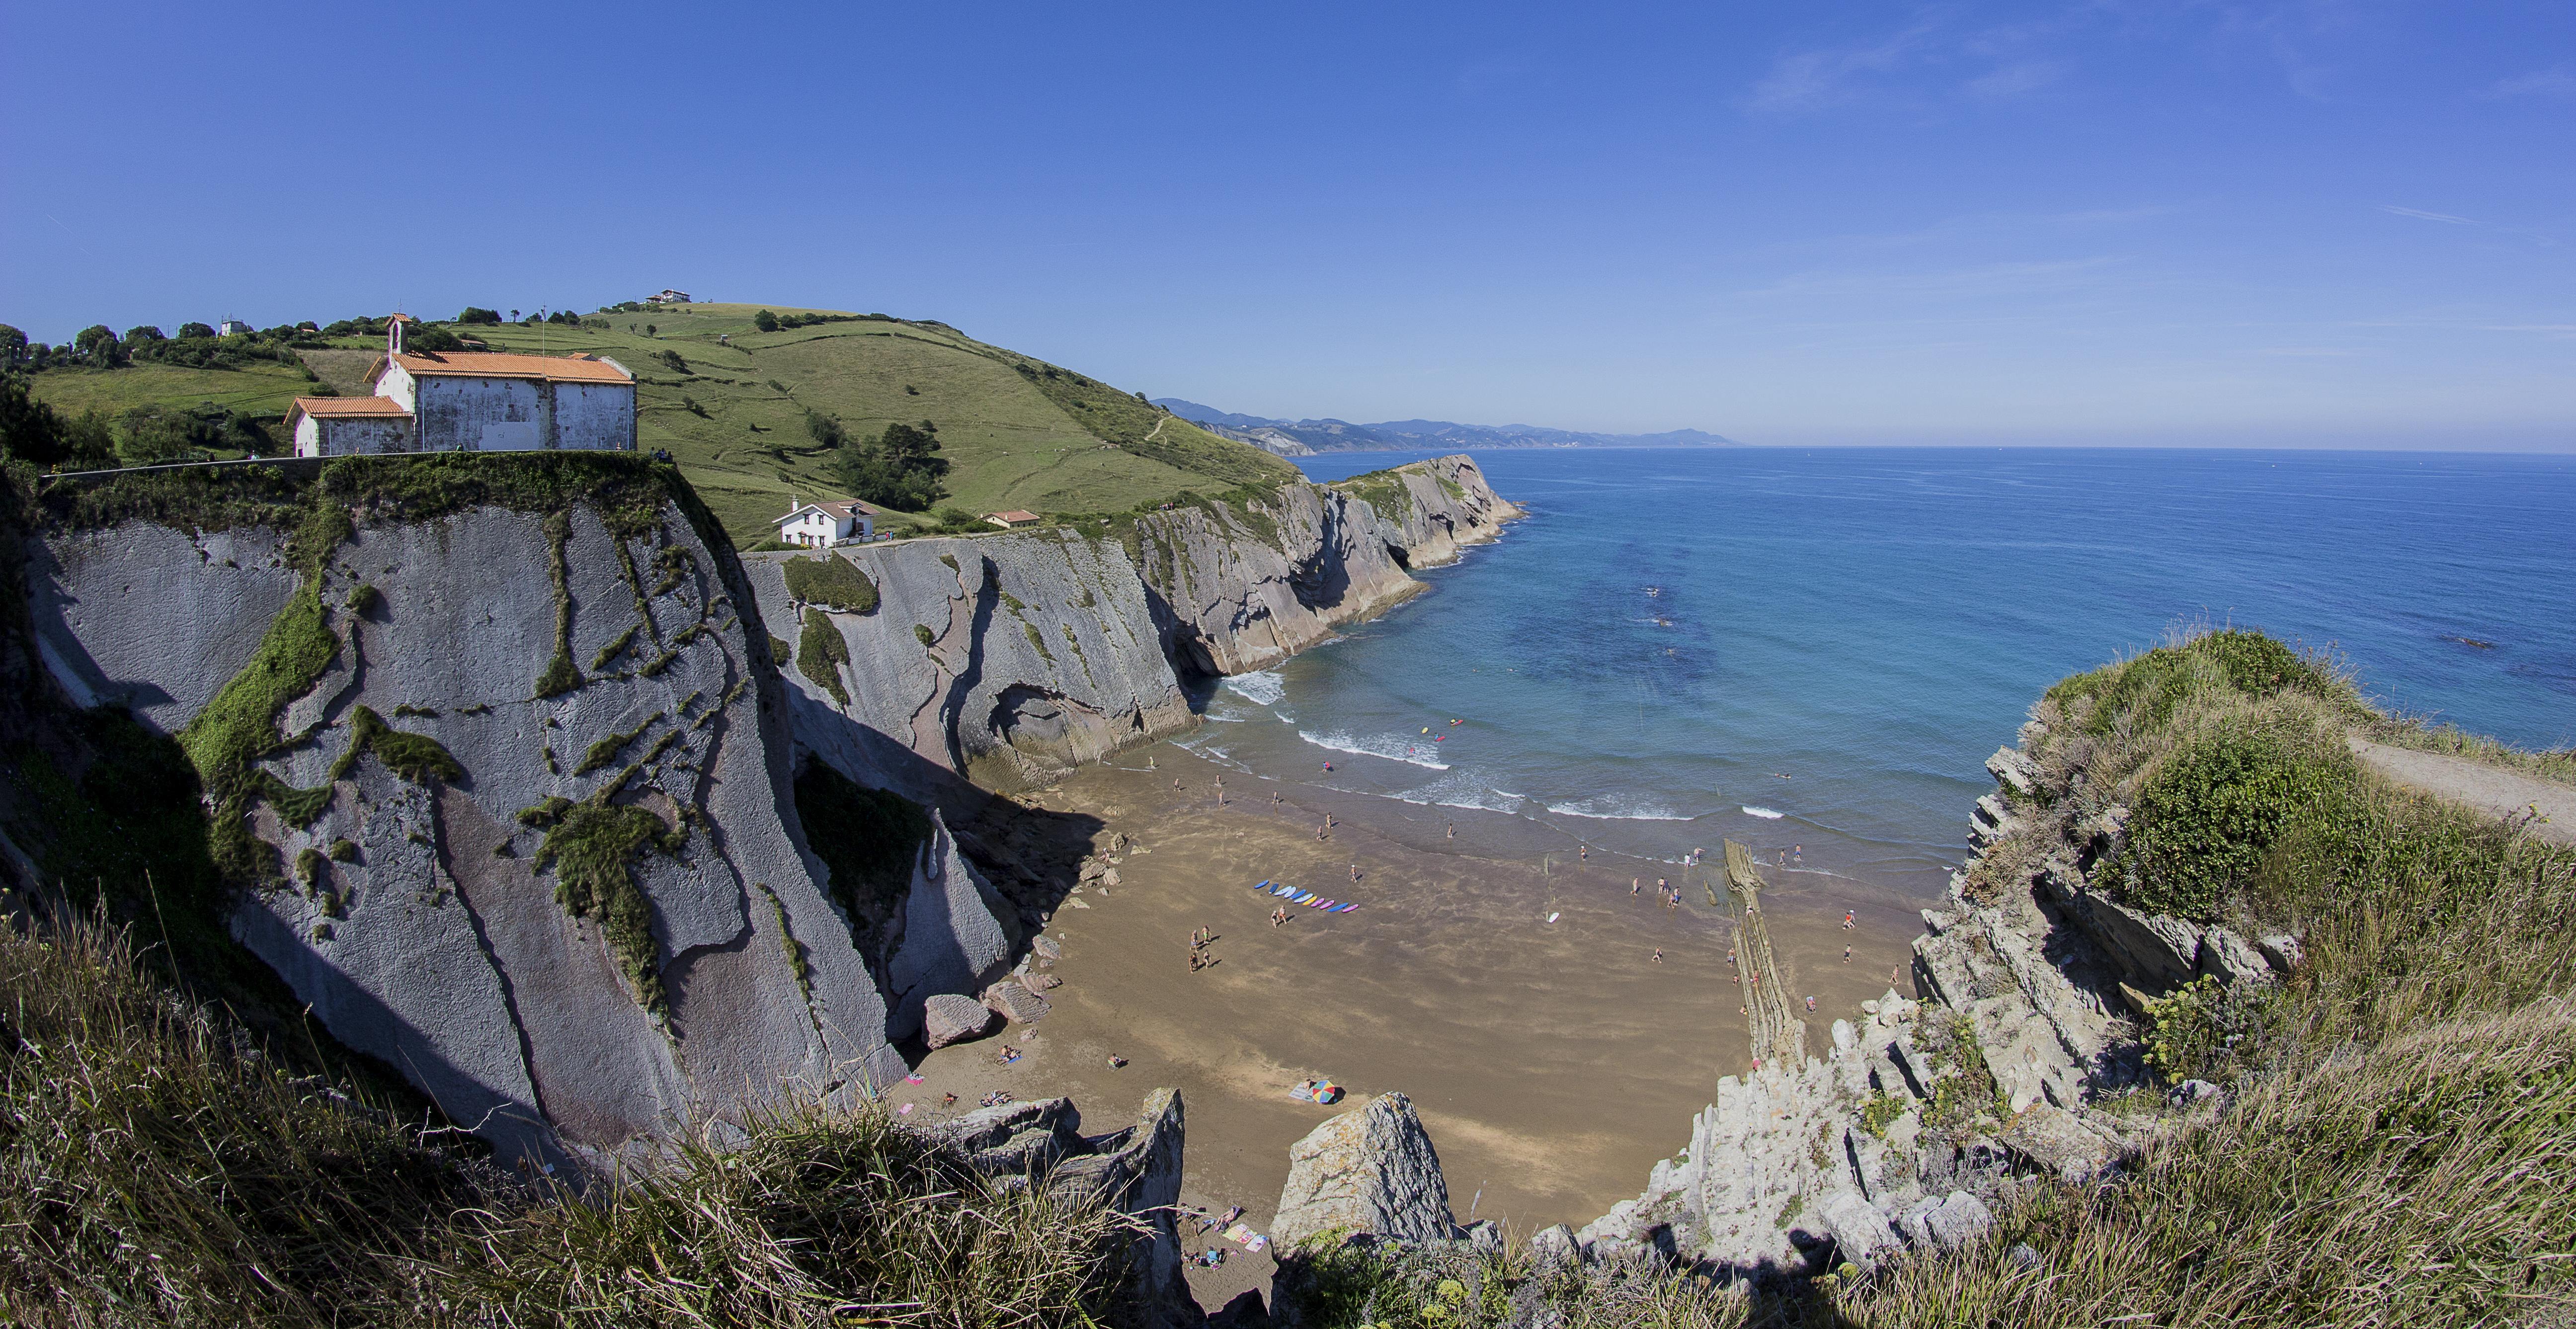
1151,399 -> 1739,457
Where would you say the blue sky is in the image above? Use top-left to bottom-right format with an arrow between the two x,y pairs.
3,2 -> 2571,447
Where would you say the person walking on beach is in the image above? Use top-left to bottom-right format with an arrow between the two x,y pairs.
1652,948 -> 1663,964
1272,906 -> 1288,927
1805,996 -> 1817,1012
1844,944 -> 1852,963
1350,863 -> 1361,883
1843,910 -> 1855,929
1173,777 -> 1184,792
1632,878 -> 1640,897
1446,822 -> 1455,839
1579,844 -> 1588,861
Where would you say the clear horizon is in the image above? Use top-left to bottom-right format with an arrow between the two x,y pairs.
3,2 -> 2570,450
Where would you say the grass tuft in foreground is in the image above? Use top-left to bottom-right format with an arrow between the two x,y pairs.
0,906 -> 1140,1327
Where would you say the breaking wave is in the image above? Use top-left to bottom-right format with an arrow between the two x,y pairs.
1740,805 -> 1785,820
1298,729 -> 1451,770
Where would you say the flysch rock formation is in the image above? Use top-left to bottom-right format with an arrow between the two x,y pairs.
18,455 -> 1519,1175
1132,455 -> 1522,677
1576,726 -> 2301,1278
28,498 -> 904,1169
744,526 -> 1192,797
747,454 -> 1522,794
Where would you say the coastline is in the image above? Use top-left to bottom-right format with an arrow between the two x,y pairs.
892,743 -> 1926,1303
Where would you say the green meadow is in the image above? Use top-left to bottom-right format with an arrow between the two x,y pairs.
22,303 -> 1298,545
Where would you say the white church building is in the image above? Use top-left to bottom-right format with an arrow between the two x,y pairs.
288,316 -> 636,457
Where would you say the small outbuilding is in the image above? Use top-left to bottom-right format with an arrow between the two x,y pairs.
287,396 -> 418,456
775,498 -> 878,547
984,509 -> 1042,529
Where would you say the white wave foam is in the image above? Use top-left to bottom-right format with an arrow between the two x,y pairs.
1741,805 -> 1785,820
1223,670 -> 1287,707
1298,730 -> 1451,771
1391,771 -> 1524,814
1545,797 -> 1693,822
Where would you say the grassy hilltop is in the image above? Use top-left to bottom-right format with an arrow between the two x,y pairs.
22,303 -> 1300,545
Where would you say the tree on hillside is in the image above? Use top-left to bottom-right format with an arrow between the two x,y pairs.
659,349 -> 687,374
0,374 -> 68,465
753,310 -> 780,332
458,307 -> 501,325
829,419 -> 950,512
115,407 -> 212,467
0,325 -> 26,368
73,326 -> 120,364
403,324 -> 464,353
124,326 -> 164,344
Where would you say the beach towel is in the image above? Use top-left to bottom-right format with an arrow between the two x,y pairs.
1225,1224 -> 1255,1245
1246,1235 -> 1269,1252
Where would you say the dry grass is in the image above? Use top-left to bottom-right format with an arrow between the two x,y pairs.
0,905 -> 1140,1328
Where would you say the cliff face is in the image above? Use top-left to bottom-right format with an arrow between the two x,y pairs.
750,454 -> 1521,784
25,484 -> 908,1168
1131,453 -> 1520,677
744,529 -> 1193,798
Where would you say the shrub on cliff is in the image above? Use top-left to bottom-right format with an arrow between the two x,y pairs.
782,551 -> 878,614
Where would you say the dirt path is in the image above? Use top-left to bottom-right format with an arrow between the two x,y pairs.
2349,737 -> 2574,847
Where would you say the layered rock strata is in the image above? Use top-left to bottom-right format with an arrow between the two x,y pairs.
29,497 -> 906,1169
1271,1091 -> 1459,1250
1578,727 -> 2300,1276
946,1091 -> 1199,1328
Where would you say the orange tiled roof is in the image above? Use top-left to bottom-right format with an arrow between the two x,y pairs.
987,510 -> 1042,524
375,350 -> 635,385
289,396 -> 412,423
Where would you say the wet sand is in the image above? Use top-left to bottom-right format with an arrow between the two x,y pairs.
896,744 -> 1925,1308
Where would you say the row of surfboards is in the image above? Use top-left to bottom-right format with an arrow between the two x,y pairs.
1252,880 -> 1361,913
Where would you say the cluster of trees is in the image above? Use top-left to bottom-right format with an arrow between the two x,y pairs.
0,321 -> 333,372
0,374 -> 274,471
810,413 -> 950,511
751,310 -> 875,333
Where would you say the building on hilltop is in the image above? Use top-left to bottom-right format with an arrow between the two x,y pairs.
775,498 -> 879,547
984,509 -> 1042,529
287,318 -> 636,457
648,289 -> 693,305
217,318 -> 253,336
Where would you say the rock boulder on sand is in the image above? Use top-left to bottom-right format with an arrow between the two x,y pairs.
981,980 -> 1053,1024
923,993 -> 996,1048
1271,1091 -> 1457,1250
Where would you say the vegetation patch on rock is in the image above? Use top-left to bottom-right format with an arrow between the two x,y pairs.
781,552 -> 878,614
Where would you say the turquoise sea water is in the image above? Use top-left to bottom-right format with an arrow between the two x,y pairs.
1176,448 -> 2576,903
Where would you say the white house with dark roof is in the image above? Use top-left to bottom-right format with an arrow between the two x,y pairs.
775,499 -> 878,547
287,318 -> 636,457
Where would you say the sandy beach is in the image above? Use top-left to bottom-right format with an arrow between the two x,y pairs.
896,742 -> 1927,1306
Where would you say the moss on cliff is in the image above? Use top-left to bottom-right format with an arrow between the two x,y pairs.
178,574 -> 340,884
792,761 -> 930,950
521,780 -> 688,1012
798,609 -> 852,706
327,705 -> 463,785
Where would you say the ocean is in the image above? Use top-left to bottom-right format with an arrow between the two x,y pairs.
1169,447 -> 2576,905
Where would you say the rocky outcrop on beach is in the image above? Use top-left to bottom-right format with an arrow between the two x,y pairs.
1578,724 -> 2301,1277
1271,1092 -> 1459,1251
948,1090 -> 1200,1327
